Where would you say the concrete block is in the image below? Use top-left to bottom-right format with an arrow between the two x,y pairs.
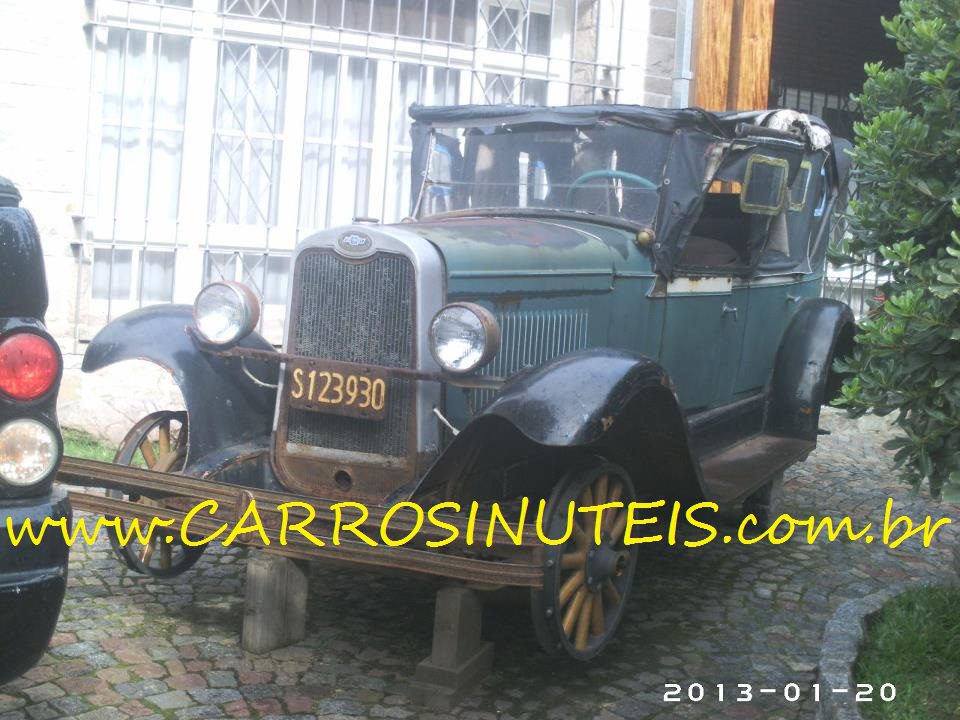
242,553 -> 308,655
411,587 -> 493,710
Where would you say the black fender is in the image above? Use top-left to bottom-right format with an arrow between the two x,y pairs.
767,298 -> 856,440
82,305 -> 278,467
0,487 -> 71,684
414,348 -> 706,503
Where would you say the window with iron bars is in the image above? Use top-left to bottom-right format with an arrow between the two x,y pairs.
91,26 -> 189,235
221,0 -> 480,45
79,0 -> 624,345
299,53 -> 377,231
209,42 -> 288,226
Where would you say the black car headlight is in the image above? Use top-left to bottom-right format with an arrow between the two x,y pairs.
428,302 -> 500,374
192,281 -> 260,347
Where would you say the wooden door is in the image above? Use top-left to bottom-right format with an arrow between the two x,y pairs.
692,0 -> 777,111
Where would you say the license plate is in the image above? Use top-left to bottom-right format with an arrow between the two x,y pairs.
287,360 -> 388,421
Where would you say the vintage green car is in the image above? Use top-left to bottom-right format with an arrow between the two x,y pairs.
64,104 -> 854,663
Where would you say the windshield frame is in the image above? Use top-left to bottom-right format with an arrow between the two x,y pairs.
411,122 -> 670,228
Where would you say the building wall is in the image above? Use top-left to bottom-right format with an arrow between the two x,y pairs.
0,0 -> 90,344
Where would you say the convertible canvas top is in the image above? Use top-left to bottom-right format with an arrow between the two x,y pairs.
409,103 -> 849,278
408,103 -> 833,140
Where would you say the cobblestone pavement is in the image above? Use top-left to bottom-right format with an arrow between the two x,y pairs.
1,409 -> 957,720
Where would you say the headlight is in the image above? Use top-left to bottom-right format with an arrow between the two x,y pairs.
193,281 -> 260,346
429,302 -> 500,374
0,419 -> 59,487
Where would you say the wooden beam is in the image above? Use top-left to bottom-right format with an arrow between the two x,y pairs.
692,0 -> 736,110
727,0 -> 776,109
692,0 -> 776,110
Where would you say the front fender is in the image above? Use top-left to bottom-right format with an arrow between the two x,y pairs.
415,349 -> 706,503
482,348 -> 674,445
768,298 -> 855,440
82,305 -> 278,467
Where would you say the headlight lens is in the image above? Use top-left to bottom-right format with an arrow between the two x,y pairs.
193,281 -> 260,346
0,419 -> 59,486
429,303 -> 500,374
0,332 -> 61,401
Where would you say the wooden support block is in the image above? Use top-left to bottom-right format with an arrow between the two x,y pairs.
411,587 -> 494,709
242,552 -> 308,654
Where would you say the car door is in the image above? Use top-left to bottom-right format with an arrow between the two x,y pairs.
658,275 -> 748,412
734,156 -> 831,395
733,275 -> 801,396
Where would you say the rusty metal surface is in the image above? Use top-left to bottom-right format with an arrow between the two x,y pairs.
699,434 -> 815,508
87,309 -> 278,469
58,457 -> 544,588
285,357 -> 389,421
206,335 -> 506,390
273,248 -> 420,500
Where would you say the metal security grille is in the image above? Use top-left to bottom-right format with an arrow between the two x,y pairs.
770,84 -> 862,141
209,43 -> 287,225
77,0 -> 628,349
286,250 -> 415,457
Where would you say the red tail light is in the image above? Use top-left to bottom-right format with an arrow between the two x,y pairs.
0,333 -> 60,401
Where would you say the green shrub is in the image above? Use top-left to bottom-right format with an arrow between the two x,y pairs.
832,0 -> 960,501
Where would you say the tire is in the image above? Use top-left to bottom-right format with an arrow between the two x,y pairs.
107,411 -> 205,578
530,460 -> 638,661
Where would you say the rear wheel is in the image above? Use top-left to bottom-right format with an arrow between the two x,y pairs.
107,411 -> 205,577
530,461 -> 638,661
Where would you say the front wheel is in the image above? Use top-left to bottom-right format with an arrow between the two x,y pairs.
107,411 -> 205,577
530,461 -> 638,661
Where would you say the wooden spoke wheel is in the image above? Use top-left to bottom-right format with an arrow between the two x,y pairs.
531,461 -> 638,661
107,411 -> 205,578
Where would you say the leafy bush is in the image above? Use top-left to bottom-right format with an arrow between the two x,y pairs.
832,0 -> 960,501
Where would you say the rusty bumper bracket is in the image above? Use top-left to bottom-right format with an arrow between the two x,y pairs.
188,327 -> 506,391
58,457 -> 543,589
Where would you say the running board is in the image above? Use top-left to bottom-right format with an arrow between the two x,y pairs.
700,434 -> 815,510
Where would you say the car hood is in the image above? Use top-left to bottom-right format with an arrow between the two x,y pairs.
400,215 -> 643,282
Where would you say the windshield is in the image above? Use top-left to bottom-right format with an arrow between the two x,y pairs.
416,123 -> 669,225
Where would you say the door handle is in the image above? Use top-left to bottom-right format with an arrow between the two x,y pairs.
721,303 -> 739,320
786,294 -> 802,305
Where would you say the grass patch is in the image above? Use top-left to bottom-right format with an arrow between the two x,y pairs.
856,585 -> 960,720
62,427 -> 116,463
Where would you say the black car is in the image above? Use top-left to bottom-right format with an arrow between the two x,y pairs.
0,176 -> 70,683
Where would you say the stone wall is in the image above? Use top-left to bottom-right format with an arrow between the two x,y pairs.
617,0 -> 683,108
644,0 -> 679,107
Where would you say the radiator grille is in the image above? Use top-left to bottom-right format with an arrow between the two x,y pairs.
471,308 -> 589,410
286,250 -> 414,458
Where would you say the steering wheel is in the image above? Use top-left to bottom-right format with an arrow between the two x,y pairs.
565,169 -> 658,207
